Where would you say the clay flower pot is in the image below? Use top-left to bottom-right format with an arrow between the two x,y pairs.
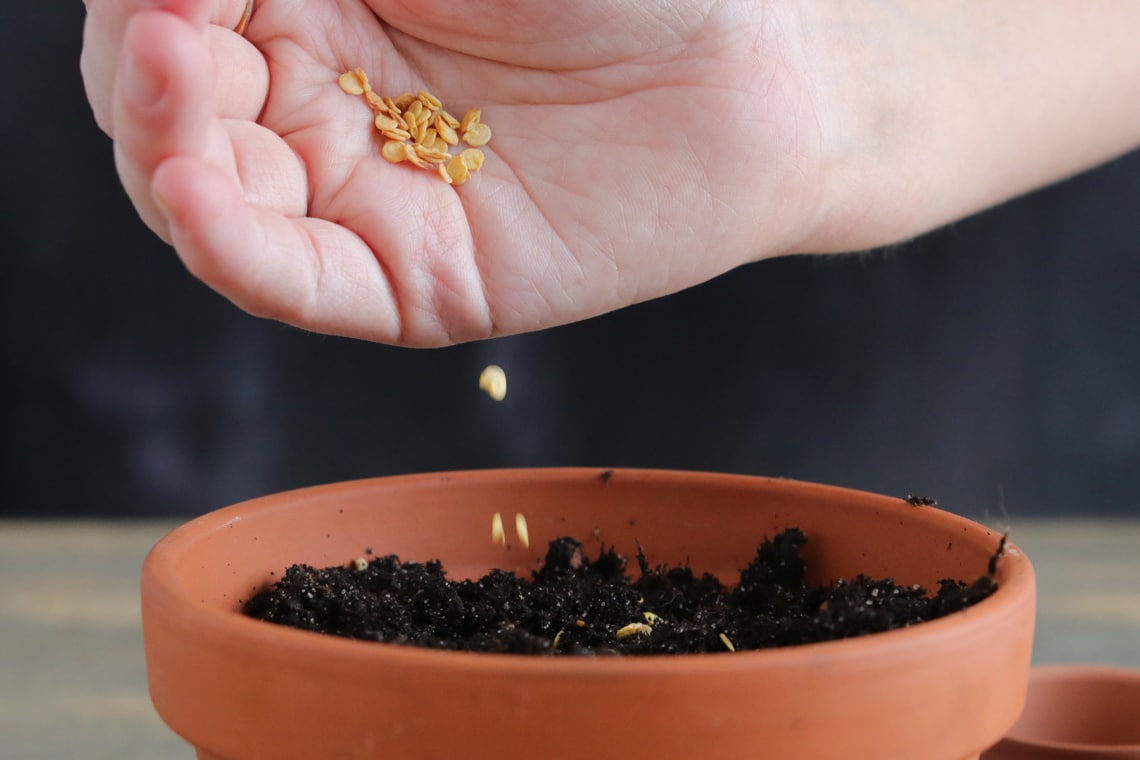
982,666 -> 1140,759
141,468 -> 1036,760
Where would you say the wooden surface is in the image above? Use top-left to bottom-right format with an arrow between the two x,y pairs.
1,519 -> 1138,759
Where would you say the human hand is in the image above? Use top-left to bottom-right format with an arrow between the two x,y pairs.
82,1 -> 1140,346
81,0 -> 825,345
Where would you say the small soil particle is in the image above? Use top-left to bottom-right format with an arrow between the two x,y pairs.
244,528 -> 999,655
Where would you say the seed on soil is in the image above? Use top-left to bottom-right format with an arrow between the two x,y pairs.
479,365 -> 507,401
642,611 -> 661,625
245,528 -> 1003,656
491,512 -> 506,546
352,557 -> 369,572
515,513 -> 530,549
616,622 -> 654,640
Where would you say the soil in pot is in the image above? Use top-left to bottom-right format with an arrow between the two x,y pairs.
244,527 -> 1003,655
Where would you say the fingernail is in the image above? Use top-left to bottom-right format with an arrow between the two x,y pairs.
123,51 -> 165,107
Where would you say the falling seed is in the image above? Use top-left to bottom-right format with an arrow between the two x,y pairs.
719,632 -> 736,652
515,512 -> 530,549
575,619 -> 586,628
491,512 -> 506,546
642,611 -> 661,625
552,629 -> 565,648
352,557 -> 369,572
479,365 -> 507,401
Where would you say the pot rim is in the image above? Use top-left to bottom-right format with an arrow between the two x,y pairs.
997,664 -> 1140,752
143,467 -> 1033,676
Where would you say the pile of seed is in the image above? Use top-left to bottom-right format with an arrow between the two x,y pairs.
243,528 -> 1000,655
338,68 -> 489,185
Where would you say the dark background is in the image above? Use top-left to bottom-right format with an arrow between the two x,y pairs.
3,5 -> 1139,518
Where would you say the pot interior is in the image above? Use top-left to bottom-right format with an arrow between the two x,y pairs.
159,469 -> 1009,614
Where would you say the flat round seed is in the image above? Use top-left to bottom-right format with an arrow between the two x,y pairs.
337,71 -> 365,96
381,128 -> 412,142
437,163 -> 454,184
439,111 -> 461,130
403,143 -> 429,168
435,116 -> 459,146
418,89 -> 443,110
393,92 -> 416,110
382,96 -> 402,116
352,557 -> 369,572
478,364 -> 506,400
460,107 -> 481,132
446,154 -> 471,185
381,140 -> 407,163
374,114 -> 399,132
460,148 -> 485,172
415,144 -> 450,164
354,67 -> 372,92
364,90 -> 386,111
615,622 -> 653,640
462,122 -> 492,147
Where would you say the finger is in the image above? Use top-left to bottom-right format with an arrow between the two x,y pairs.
81,0 -> 255,135
113,10 -> 218,240
152,156 -> 410,345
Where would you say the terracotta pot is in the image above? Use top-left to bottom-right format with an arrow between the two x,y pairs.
982,666 -> 1140,759
141,468 -> 1036,760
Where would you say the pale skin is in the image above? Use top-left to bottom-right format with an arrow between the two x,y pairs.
82,0 -> 1140,347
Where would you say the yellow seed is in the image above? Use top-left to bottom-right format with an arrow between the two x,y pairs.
418,89 -> 443,110
382,96 -> 402,115
393,92 -> 416,110
439,110 -> 461,130
414,144 -> 451,164
374,114 -> 399,132
435,115 -> 459,145
446,155 -> 471,185
491,512 -> 505,546
642,611 -> 661,625
462,122 -> 492,147
403,143 -> 429,169
337,70 -> 365,96
354,67 -> 371,92
437,163 -> 453,184
405,99 -> 424,121
381,140 -> 407,163
552,629 -> 565,648
478,364 -> 506,400
460,148 -> 485,172
364,90 -> 386,111
460,107 -> 480,132
381,128 -> 412,142
352,557 -> 369,572
421,127 -> 438,149
515,513 -> 530,549
719,632 -> 736,652
615,622 -> 653,640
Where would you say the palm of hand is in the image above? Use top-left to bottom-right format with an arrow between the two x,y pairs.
153,1 -> 820,344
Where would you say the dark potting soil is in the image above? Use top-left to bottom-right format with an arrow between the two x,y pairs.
243,528 -> 1001,655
